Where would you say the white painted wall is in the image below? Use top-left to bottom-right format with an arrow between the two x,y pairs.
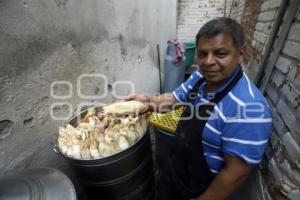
0,0 -> 177,182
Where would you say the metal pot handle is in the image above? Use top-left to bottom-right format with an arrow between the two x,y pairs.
51,142 -> 61,154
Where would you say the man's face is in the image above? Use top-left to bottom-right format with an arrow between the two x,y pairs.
197,34 -> 244,88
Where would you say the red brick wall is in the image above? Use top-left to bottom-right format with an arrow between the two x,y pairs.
240,0 -> 261,64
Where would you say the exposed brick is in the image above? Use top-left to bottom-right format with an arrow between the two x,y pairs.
258,9 -> 277,21
261,0 -> 282,12
253,31 -> 268,44
270,130 -> 281,151
263,26 -> 273,35
229,0 -> 247,19
269,101 -> 288,136
287,23 -> 300,42
266,84 -> 279,104
236,1 -> 247,10
280,83 -> 300,107
276,100 -> 294,125
265,143 -> 273,161
276,99 -> 300,144
282,41 -> 300,60
272,125 -> 286,141
272,69 -> 285,87
279,160 -> 300,186
296,6 -> 300,21
268,157 -> 282,186
282,132 -> 300,166
255,23 -> 265,31
280,177 -> 300,199
297,102 -> 300,118
275,55 -> 292,74
288,63 -> 298,81
295,75 -> 300,91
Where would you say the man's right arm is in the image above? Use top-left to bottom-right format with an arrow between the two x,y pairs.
123,93 -> 177,113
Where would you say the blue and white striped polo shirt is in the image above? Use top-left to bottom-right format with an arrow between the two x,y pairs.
172,68 -> 272,175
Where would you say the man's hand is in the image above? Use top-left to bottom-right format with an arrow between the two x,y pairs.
122,93 -> 153,111
123,94 -> 151,104
123,93 -> 176,112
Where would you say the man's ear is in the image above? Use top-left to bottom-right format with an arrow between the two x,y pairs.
238,45 -> 246,64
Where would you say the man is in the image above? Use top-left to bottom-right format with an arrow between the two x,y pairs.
124,17 -> 272,200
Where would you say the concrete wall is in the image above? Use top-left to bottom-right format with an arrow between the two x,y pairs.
0,0 -> 176,183
177,0 -> 230,42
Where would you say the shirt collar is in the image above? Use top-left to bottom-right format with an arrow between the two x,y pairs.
199,65 -> 242,100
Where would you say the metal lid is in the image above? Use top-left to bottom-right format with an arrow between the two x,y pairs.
0,168 -> 77,200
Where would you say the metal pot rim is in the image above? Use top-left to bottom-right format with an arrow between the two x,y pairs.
52,104 -> 149,161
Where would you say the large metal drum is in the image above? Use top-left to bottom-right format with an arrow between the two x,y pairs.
53,106 -> 154,200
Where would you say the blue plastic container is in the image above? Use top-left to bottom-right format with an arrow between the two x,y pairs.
163,43 -> 186,93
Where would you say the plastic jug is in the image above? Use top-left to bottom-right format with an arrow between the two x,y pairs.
163,43 -> 186,93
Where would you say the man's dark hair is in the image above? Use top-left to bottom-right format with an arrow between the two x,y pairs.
196,17 -> 245,50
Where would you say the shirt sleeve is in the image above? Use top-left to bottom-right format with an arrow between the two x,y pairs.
221,101 -> 272,164
172,70 -> 203,102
